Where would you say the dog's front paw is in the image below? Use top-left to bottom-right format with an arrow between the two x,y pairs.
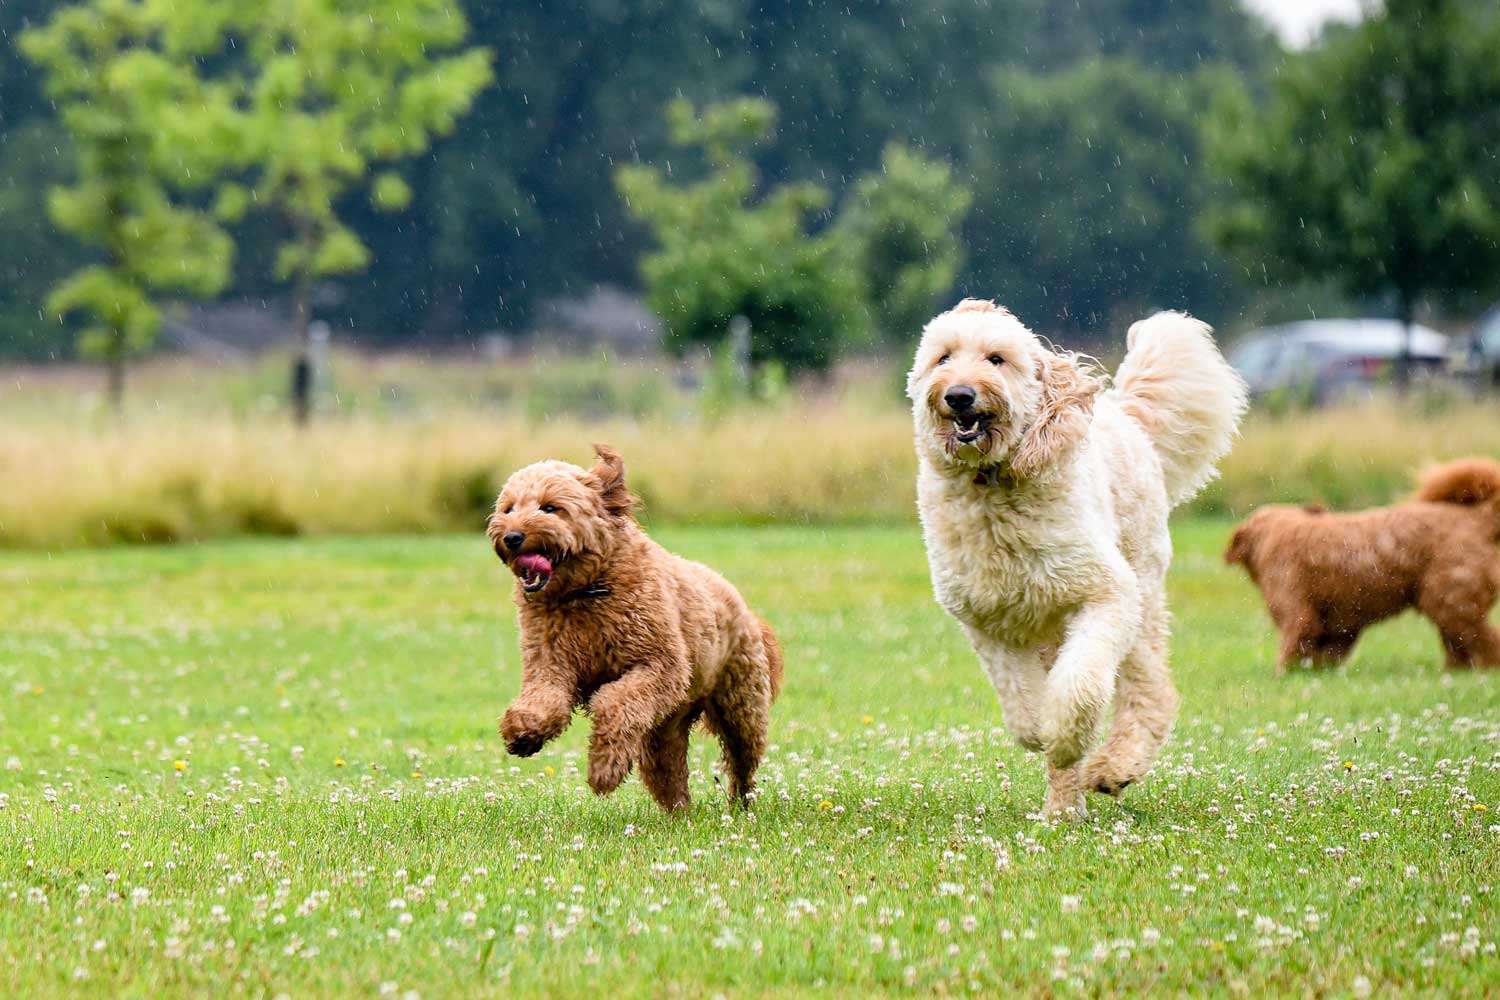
1080,756 -> 1135,796
500,708 -> 551,758
1041,703 -> 1102,769
587,747 -> 632,796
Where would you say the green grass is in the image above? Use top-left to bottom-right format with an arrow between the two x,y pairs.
1,522 -> 1497,997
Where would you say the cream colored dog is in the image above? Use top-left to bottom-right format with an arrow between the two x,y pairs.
909,299 -> 1246,818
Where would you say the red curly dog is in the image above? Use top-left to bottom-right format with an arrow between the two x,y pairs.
488,444 -> 782,811
1227,458 -> 1500,670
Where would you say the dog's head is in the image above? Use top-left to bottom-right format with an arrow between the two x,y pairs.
906,299 -> 1102,477
1224,519 -> 1257,569
487,444 -> 639,598
1225,504 -> 1322,574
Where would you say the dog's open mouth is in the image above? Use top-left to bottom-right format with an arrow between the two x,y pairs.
951,413 -> 989,444
512,553 -> 555,594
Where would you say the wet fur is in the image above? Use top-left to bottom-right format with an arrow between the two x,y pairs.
1227,458 -> 1500,671
909,300 -> 1246,818
488,445 -> 782,811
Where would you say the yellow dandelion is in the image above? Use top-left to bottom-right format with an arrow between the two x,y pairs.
30,685 -> 43,697
1343,761 -> 1354,771
819,800 -> 834,811
334,758 -> 346,767
543,766 -> 556,776
173,760 -> 188,772
1474,804 -> 1488,812
861,715 -> 874,725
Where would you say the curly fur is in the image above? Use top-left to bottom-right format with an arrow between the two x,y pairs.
908,299 -> 1246,818
1227,458 -> 1500,671
488,444 -> 782,811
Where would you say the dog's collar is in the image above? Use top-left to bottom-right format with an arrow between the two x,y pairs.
558,581 -> 611,604
972,465 -> 1014,488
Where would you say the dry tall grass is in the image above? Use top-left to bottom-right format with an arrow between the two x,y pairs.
7,399 -> 1500,547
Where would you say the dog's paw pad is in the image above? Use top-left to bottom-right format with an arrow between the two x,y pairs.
1091,776 -> 1132,796
506,733 -> 545,758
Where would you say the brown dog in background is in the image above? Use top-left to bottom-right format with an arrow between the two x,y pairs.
487,444 -> 782,811
1226,458 -> 1500,670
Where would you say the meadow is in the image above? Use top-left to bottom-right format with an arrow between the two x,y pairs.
6,352 -> 1500,548
1,521 -> 1497,996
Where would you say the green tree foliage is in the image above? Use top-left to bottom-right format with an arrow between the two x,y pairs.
230,0 -> 492,420
360,0 -> 1272,339
964,59 -> 1238,332
20,0 -> 238,407
616,99 -> 867,374
837,143 -> 972,344
1205,0 -> 1500,382
3,0 -> 1277,355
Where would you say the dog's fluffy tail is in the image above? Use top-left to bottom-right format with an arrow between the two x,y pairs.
759,618 -> 784,701
1112,311 -> 1249,507
1415,458 -> 1500,539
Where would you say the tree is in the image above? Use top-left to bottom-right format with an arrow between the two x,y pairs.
20,0 -> 238,410
963,59 -> 1240,334
1205,0 -> 1500,387
616,98 -> 868,374
340,0 -> 1272,342
837,143 -> 971,344
233,0 -> 492,422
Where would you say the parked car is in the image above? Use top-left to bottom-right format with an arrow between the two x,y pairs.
1227,319 -> 1449,405
1458,305 -> 1500,388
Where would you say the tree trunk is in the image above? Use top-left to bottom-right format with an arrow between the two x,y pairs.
290,261 -> 313,426
106,327 -> 126,417
1395,289 -> 1414,395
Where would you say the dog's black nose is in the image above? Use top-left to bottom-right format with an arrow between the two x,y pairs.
502,530 -> 525,552
944,384 -> 977,412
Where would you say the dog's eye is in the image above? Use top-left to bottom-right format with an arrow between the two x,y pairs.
936,354 -> 950,366
539,504 -> 558,515
503,505 -> 514,515
988,354 -> 1005,366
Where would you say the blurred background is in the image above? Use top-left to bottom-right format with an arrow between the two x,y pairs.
3,0 -> 1499,547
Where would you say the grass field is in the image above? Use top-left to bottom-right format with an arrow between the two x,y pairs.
2,521 -> 1498,996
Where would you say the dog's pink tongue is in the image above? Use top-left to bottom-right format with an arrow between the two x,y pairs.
515,553 -> 553,575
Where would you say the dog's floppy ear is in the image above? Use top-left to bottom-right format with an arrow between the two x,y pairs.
1224,522 -> 1255,565
587,443 -> 639,517
1010,351 -> 1101,478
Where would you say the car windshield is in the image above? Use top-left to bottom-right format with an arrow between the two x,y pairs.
1480,314 -> 1500,353
1230,337 -> 1282,378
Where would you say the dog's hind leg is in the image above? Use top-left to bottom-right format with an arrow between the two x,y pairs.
639,709 -> 698,812
1081,593 -> 1177,797
1419,572 -> 1500,668
704,643 -> 773,805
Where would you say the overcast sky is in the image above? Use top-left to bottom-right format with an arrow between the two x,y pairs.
1243,0 -> 1367,46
